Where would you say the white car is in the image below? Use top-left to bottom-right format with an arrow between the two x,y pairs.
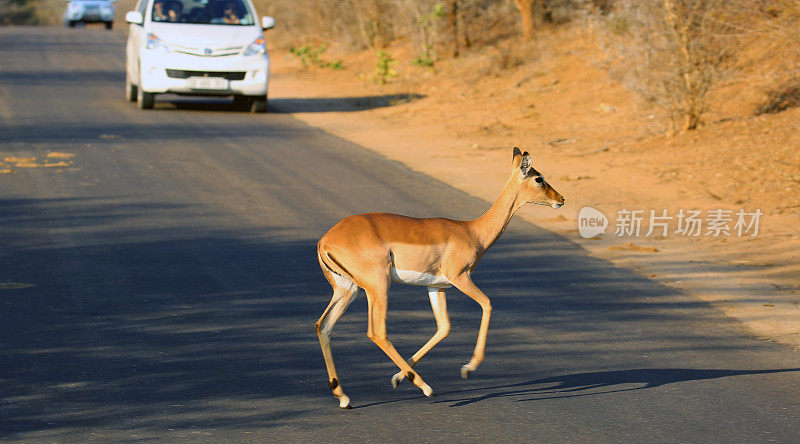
64,0 -> 116,29
124,0 -> 275,112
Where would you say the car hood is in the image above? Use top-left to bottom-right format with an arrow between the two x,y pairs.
150,23 -> 260,51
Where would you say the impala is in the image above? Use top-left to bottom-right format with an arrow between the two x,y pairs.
315,147 -> 564,408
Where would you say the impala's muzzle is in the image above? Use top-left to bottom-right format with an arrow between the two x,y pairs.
543,181 -> 565,209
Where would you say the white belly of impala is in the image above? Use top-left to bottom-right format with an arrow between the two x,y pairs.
390,267 -> 453,288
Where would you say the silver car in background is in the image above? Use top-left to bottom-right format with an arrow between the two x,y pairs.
64,0 -> 116,29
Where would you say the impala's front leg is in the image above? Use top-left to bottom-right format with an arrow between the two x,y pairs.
392,287 -> 450,388
365,283 -> 435,397
451,274 -> 492,379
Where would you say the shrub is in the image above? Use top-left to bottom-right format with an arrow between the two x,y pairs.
374,50 -> 398,84
600,0 -> 743,131
289,44 -> 344,70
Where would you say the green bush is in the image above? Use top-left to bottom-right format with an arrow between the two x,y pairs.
414,2 -> 446,67
373,50 -> 398,84
289,44 -> 344,70
412,55 -> 435,68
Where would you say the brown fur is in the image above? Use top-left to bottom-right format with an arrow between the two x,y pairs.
314,147 -> 564,407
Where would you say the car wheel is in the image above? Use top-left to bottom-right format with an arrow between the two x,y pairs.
137,65 -> 155,109
137,88 -> 155,109
250,95 -> 268,113
68,21 -> 76,28
125,74 -> 137,102
105,21 -> 113,30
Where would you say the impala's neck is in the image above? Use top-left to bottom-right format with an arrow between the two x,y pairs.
470,174 -> 525,253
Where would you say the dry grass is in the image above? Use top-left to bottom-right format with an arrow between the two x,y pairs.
260,1 -> 797,133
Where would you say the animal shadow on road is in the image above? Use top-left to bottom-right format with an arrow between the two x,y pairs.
1,182 -> 797,433
432,367 -> 800,407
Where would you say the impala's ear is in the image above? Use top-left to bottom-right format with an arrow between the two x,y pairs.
512,147 -> 523,168
519,150 -> 534,176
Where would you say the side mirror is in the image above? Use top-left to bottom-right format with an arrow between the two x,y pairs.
125,11 -> 143,25
261,16 -> 275,30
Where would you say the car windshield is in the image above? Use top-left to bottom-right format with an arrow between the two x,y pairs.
151,0 -> 253,25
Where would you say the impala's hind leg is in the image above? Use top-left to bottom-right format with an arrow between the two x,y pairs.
392,287 -> 450,388
315,278 -> 358,409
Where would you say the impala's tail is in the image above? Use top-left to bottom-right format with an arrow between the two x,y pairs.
317,241 -> 358,290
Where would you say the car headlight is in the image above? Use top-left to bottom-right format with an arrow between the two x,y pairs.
101,6 -> 113,15
243,37 -> 266,56
67,3 -> 83,14
146,33 -> 171,53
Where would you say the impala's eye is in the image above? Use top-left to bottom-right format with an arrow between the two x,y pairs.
534,176 -> 544,184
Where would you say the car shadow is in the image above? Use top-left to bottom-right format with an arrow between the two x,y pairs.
158,93 -> 426,113
269,94 -> 426,113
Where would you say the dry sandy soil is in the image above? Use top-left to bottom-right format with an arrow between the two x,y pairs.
267,25 -> 800,348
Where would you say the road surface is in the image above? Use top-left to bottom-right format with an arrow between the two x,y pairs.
1,27 -> 798,442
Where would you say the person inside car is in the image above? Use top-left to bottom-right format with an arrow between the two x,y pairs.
222,1 -> 240,24
152,0 -> 168,21
166,0 -> 183,22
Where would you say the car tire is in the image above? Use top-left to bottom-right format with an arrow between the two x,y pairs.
137,65 -> 155,109
137,88 -> 155,109
68,21 -> 76,28
250,95 -> 268,113
105,21 -> 113,30
125,75 -> 137,102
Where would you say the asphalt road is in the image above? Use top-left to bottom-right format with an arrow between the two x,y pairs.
1,27 -> 799,442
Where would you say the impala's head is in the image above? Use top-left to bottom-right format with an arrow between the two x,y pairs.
512,147 -> 565,209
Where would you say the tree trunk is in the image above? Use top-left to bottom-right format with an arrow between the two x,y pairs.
448,0 -> 459,57
514,0 -> 546,40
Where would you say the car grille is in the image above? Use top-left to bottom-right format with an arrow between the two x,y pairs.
165,70 -> 246,81
171,45 -> 244,57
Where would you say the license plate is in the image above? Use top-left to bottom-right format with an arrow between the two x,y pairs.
186,77 -> 229,90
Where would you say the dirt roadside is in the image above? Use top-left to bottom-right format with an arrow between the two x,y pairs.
266,27 -> 800,349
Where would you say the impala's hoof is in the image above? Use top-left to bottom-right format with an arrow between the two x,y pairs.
391,373 -> 403,389
339,396 -> 351,409
422,384 -> 435,398
461,365 -> 472,379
